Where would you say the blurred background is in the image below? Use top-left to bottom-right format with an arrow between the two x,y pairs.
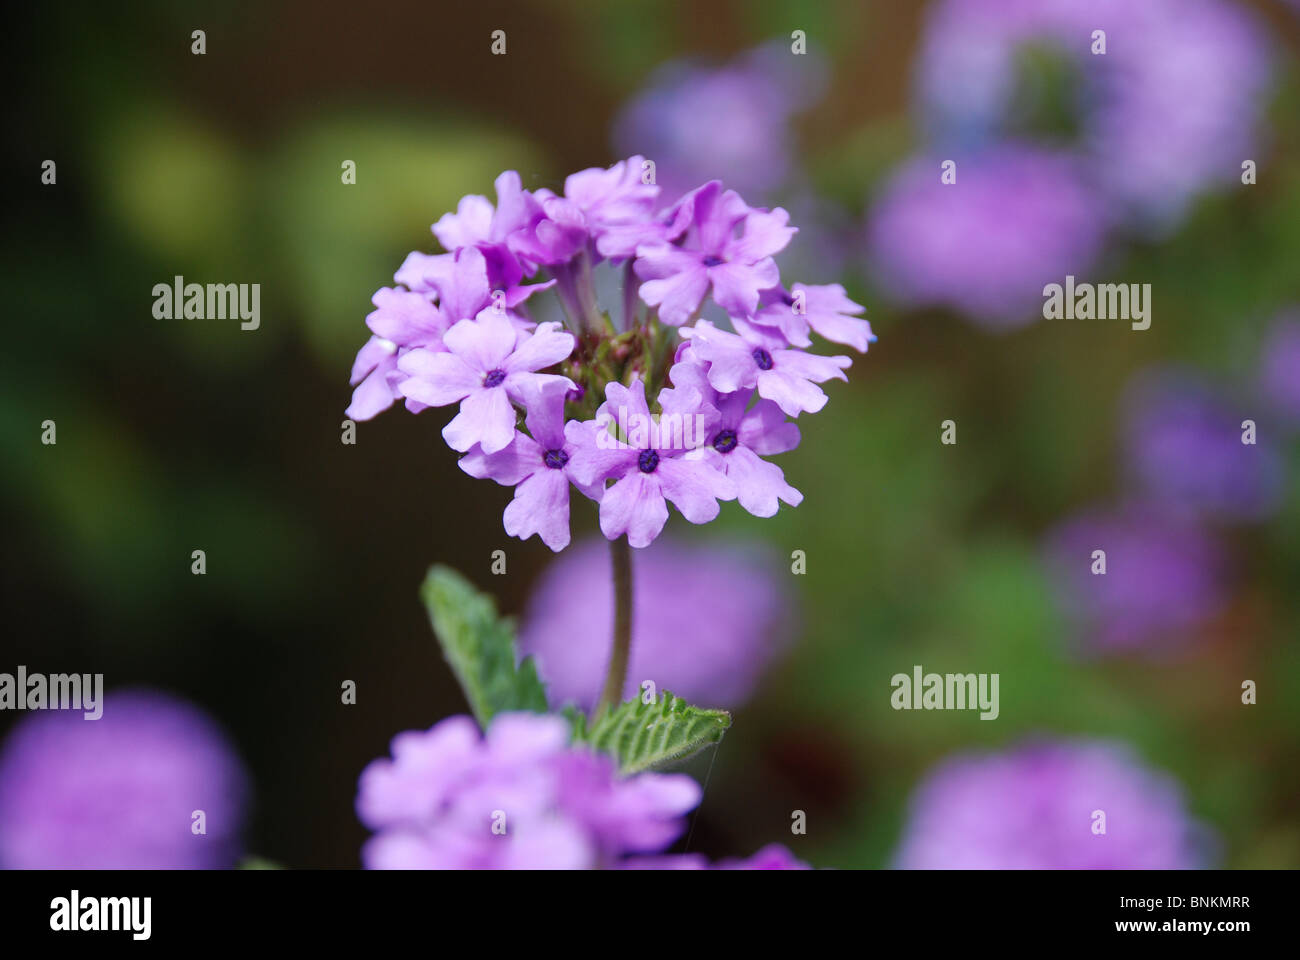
3,0 -> 1299,869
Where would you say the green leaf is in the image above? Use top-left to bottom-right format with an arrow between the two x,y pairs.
575,691 -> 731,775
421,565 -> 549,728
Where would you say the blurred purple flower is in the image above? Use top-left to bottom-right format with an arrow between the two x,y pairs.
866,145 -> 1104,329
357,712 -> 700,869
0,690 -> 248,869
716,843 -> 810,870
518,536 -> 796,711
1123,369 -> 1284,521
1259,312 -> 1300,425
1044,504 -> 1226,656
625,843 -> 810,870
894,739 -> 1214,869
916,0 -> 1271,231
613,43 -> 827,205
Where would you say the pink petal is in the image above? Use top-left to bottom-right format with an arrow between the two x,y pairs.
503,469 -> 572,551
442,387 -> 516,453
443,312 -> 517,372
397,349 -> 481,407
599,472 -> 669,548
656,456 -> 735,524
504,322 -> 575,374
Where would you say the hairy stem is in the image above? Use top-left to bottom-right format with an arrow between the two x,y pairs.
596,536 -> 634,720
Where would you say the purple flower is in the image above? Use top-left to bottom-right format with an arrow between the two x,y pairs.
0,689 -> 248,869
866,145 -> 1105,329
356,712 -> 701,869
459,383 -> 603,552
346,286 -> 454,420
682,319 -> 851,417
518,536 -> 795,710
395,242 -> 552,321
431,170 -> 542,283
561,155 -> 662,261
662,360 -> 802,518
346,334 -> 404,421
894,739 -> 1214,869
1123,369 -> 1284,521
398,311 -> 575,454
751,283 -> 875,352
916,0 -> 1271,230
1043,504 -> 1226,656
715,844 -> 810,870
613,44 -> 827,204
345,159 -> 873,547
635,181 -> 795,325
1259,312 -> 1300,425
624,844 -> 809,870
565,379 -> 735,548
507,193 -> 590,268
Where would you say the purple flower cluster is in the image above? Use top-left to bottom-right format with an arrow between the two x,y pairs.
356,712 -> 701,869
894,740 -> 1213,869
346,159 -> 873,550
0,690 -> 248,869
356,712 -> 807,870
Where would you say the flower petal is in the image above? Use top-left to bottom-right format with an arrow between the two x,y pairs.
442,387 -> 516,453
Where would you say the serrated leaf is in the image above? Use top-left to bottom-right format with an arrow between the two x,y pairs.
577,691 -> 731,775
421,565 -> 549,728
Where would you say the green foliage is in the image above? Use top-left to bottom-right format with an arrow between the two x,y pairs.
572,691 -> 731,774
421,566 -> 548,728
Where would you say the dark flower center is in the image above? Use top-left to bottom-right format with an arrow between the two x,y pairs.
701,255 -> 725,268
482,369 -> 507,388
752,348 -> 774,371
543,449 -> 569,470
637,449 -> 660,473
712,429 -> 738,454
781,292 -> 795,306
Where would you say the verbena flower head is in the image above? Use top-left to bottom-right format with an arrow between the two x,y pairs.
894,739 -> 1213,869
1043,504 -> 1226,656
517,536 -> 795,710
0,690 -> 248,869
356,712 -> 701,869
346,159 -> 873,550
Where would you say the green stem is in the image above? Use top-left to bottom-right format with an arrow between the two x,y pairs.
595,536 -> 634,720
